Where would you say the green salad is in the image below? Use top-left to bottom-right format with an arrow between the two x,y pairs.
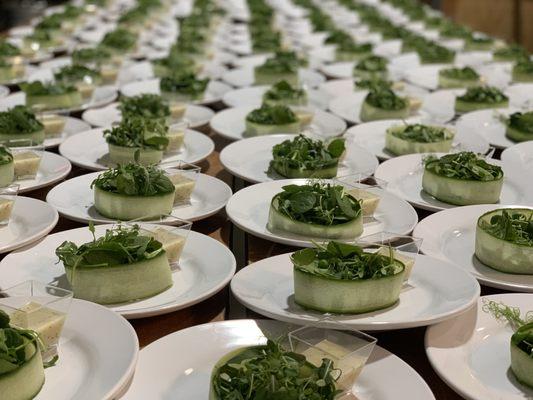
54,65 -> 100,83
0,41 -> 20,57
479,209 -> 533,246
159,73 -> 209,99
354,56 -> 388,73
101,28 -> 137,51
455,86 -> 509,112
440,67 -> 479,81
256,52 -> 303,74
211,340 -> 340,400
424,152 -> 503,181
21,81 -> 76,96
71,47 -> 111,65
119,94 -> 171,120
0,105 -> 44,135
513,59 -> 533,82
262,80 -> 306,105
493,44 -> 529,62
270,135 -> 345,179
364,88 -> 407,110
390,124 -> 451,142
104,118 -> 169,150
416,43 -> 455,64
505,111 -> 533,142
246,104 -> 298,125
354,78 -> 393,91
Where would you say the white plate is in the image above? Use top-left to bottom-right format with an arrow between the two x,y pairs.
506,83 -> 533,108
0,196 -> 58,253
120,78 -> 232,106
0,85 -> 9,98
46,172 -> 231,223
0,225 -> 236,319
221,67 -> 325,88
231,253 -> 480,330
225,178 -> 419,247
59,128 -> 214,170
220,134 -> 378,183
346,119 -> 490,160
329,92 -> 429,125
221,85 -> 328,109
123,319 -> 435,400
501,141 -> 533,177
16,151 -> 71,193
426,294 -> 533,399
0,86 -> 118,114
413,204 -> 533,292
210,105 -> 347,141
23,299 -> 139,400
43,116 -> 92,148
374,153 -> 531,212
455,108 -> 518,149
81,102 -> 214,129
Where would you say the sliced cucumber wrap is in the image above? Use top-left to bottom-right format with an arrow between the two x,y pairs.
475,208 -> 533,274
272,162 -> 338,179
160,91 -> 201,104
0,161 -> 14,187
422,168 -> 503,205
0,129 -> 45,145
336,50 -> 372,62
506,125 -> 533,142
360,101 -> 409,122
454,98 -> 509,113
353,69 -> 387,81
94,186 -> 174,220
294,261 -> 405,314
0,340 -> 45,400
108,144 -> 164,166
510,341 -> 533,388
209,347 -> 251,400
267,195 -> 363,239
263,96 -> 308,108
0,67 -> 23,82
26,92 -> 83,110
385,126 -> 454,156
512,69 -> 533,83
65,251 -> 172,304
254,70 -> 299,86
438,75 -> 480,89
244,120 -> 301,137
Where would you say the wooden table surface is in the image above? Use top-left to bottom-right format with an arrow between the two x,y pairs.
0,101 -> 512,400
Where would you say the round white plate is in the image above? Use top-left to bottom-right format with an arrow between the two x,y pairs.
81,102 -> 214,129
0,196 -> 58,254
210,106 -> 347,141
455,107 -> 519,149
346,119 -> 490,160
374,153 -> 530,212
329,91 -> 428,125
43,116 -> 92,148
231,253 -> 480,330
0,85 -> 9,98
0,225 -> 236,319
46,172 -> 231,223
120,78 -> 233,106
220,134 -> 378,183
225,178 -> 419,247
221,67 -> 325,88
501,141 -> 533,178
59,128 -> 215,171
23,299 -> 139,400
221,85 -> 328,109
123,319 -> 436,400
506,83 -> 533,108
16,151 -> 71,193
0,86 -> 118,114
426,294 -> 533,399
414,204 -> 533,292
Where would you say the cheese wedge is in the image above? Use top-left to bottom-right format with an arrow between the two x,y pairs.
14,151 -> 41,178
0,198 -> 14,223
39,114 -> 66,136
347,188 -> 380,216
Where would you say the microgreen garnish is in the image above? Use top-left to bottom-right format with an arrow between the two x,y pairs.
0,41 -> 20,57
54,65 -> 100,83
71,47 -> 111,65
354,56 -> 387,73
424,152 -> 503,181
21,81 -> 77,96
0,105 -> 44,135
159,73 -> 209,98
391,124 -> 452,143
457,86 -> 508,104
365,88 -> 407,110
103,118 -> 169,150
493,44 -> 529,61
506,111 -> 533,134
263,81 -> 306,102
119,94 -> 171,120
479,209 -> 533,246
100,28 -> 137,50
256,51 -> 306,74
0,146 -> 13,166
246,104 -> 298,125
354,78 -> 393,91
439,67 -> 479,81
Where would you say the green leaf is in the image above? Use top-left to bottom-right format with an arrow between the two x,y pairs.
326,139 -> 345,158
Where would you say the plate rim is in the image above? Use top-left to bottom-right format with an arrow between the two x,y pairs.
18,151 -> 72,194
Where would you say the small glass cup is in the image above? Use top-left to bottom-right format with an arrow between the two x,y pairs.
161,161 -> 201,206
335,174 -> 387,219
3,140 -> 44,180
125,216 -> 193,269
0,280 -> 73,362
166,121 -> 190,152
288,326 -> 377,396
0,184 -> 19,226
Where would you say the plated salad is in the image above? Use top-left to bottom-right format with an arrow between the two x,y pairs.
56,224 -> 173,304
291,242 -> 406,313
54,65 -> 101,99
512,59 -> 533,83
484,301 -> 533,389
100,28 -> 138,55
267,182 -> 363,239
422,152 -> 504,205
270,135 -> 345,179
454,86 -> 509,113
254,51 -> 305,86
0,106 -> 45,144
21,81 -> 82,111
353,55 -> 388,80
493,44 -> 529,62
438,67 -> 481,89
262,80 -> 307,107
119,94 -> 183,122
503,111 -> 533,142
159,73 -> 209,103
245,104 -> 300,136
103,118 -> 169,165
385,124 -> 455,156
476,208 -> 533,274
0,58 -> 25,83
360,88 -> 409,122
